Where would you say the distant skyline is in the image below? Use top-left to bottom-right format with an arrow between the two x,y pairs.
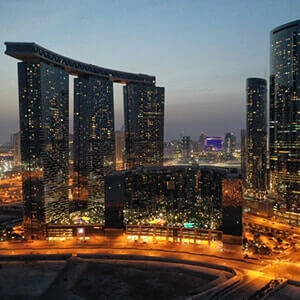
0,0 -> 300,143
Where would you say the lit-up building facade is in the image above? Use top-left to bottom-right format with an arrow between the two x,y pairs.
18,61 -> 70,239
73,77 -> 115,209
245,78 -> 267,199
124,84 -> 164,169
5,42 -> 160,238
205,136 -> 223,151
105,165 -> 241,230
269,20 -> 300,223
106,166 -> 201,228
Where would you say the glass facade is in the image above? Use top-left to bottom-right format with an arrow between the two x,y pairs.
5,42 -> 163,237
269,21 -> 300,221
246,78 -> 267,199
124,84 -> 165,168
73,76 -> 115,209
105,166 -> 240,230
18,61 -> 69,239
106,166 -> 201,227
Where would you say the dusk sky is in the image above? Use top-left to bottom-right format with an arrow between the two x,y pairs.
0,0 -> 299,143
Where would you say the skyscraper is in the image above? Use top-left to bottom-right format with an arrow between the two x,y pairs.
124,84 -> 165,169
73,77 -> 115,209
18,61 -> 69,239
198,132 -> 206,152
245,78 -> 267,200
269,20 -> 300,223
5,42 -> 162,236
224,132 -> 235,160
182,136 -> 191,159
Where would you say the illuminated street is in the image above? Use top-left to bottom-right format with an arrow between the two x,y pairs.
0,237 -> 299,298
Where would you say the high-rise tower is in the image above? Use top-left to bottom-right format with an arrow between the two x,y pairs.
224,132 -> 235,160
73,77 -> 115,209
269,20 -> 300,223
124,84 -> 164,169
18,61 -> 69,239
246,78 -> 267,199
5,42 -> 162,236
182,136 -> 191,159
198,132 -> 206,152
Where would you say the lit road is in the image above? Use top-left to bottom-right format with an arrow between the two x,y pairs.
244,213 -> 300,234
1,239 -> 300,298
0,239 -> 264,273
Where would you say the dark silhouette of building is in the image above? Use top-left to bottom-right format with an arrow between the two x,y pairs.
198,132 -> 206,152
104,173 -> 124,228
245,78 -> 267,200
269,20 -> 300,223
124,84 -> 164,169
182,136 -> 191,159
222,178 -> 243,237
224,132 -> 235,160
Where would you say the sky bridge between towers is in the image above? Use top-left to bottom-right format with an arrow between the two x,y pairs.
5,42 -> 156,85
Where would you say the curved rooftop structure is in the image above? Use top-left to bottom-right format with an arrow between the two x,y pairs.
271,19 -> 300,35
5,42 -> 156,85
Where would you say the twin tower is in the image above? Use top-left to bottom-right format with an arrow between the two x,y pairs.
5,42 -> 165,239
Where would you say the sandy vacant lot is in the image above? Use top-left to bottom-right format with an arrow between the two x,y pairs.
0,258 -> 218,300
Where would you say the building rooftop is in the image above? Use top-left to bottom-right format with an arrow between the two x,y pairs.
5,42 -> 156,85
271,19 -> 300,35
